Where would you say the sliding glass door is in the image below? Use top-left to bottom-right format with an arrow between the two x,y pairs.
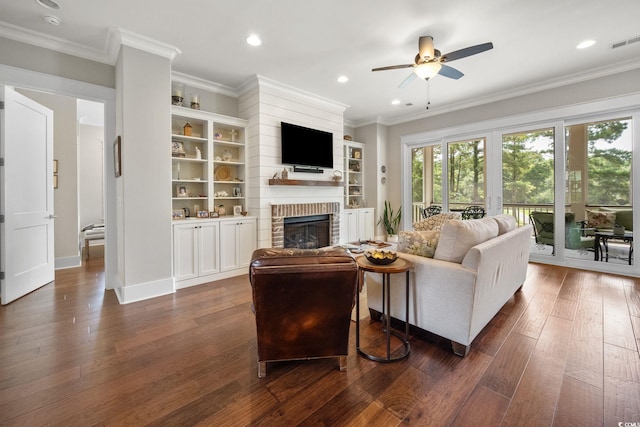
409,138 -> 486,223
502,127 -> 556,257
564,117 -> 633,265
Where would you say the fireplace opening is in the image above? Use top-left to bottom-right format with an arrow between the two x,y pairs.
284,214 -> 330,249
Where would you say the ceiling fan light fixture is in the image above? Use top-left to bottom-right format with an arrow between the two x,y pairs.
413,62 -> 442,79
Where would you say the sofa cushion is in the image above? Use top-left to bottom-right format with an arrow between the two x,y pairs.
586,209 -> 616,229
434,217 -> 499,263
398,230 -> 440,258
413,212 -> 462,231
599,207 -> 633,231
493,214 -> 517,235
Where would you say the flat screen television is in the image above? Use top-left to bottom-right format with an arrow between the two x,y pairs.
281,122 -> 333,169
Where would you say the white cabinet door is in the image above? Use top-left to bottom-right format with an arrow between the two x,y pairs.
198,221 -> 220,276
220,220 -> 239,272
237,220 -> 257,268
220,218 -> 257,272
359,208 -> 375,241
344,210 -> 358,242
173,223 -> 198,282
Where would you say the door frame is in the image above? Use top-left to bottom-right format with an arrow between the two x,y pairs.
0,64 -> 117,290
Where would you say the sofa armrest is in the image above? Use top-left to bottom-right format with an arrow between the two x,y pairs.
461,225 -> 531,339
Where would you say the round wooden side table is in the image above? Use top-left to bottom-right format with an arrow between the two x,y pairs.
355,256 -> 412,362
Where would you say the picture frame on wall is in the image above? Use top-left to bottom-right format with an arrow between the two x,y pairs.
113,136 -> 122,177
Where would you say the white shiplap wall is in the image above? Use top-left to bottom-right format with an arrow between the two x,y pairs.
239,76 -> 347,248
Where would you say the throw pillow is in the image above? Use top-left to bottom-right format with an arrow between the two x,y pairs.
493,214 -> 517,235
398,230 -> 440,258
413,212 -> 462,231
586,209 -> 616,229
434,217 -> 499,263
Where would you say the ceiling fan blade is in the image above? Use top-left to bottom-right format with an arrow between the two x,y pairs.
372,64 -> 414,72
418,36 -> 435,60
442,42 -> 493,62
398,72 -> 417,88
438,64 -> 464,80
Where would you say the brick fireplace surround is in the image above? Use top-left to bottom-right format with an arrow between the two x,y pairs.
271,202 -> 340,248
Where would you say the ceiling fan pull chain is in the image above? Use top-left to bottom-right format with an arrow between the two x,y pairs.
426,79 -> 431,109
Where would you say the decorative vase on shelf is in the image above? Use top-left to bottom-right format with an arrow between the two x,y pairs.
281,168 -> 288,179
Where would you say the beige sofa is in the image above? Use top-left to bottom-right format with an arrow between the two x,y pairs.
366,214 -> 531,356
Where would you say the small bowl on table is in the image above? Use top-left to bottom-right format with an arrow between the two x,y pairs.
364,249 -> 398,265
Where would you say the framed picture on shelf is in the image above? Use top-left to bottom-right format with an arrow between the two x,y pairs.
176,185 -> 188,197
233,205 -> 243,216
209,211 -> 219,218
197,210 -> 209,218
172,210 -> 185,220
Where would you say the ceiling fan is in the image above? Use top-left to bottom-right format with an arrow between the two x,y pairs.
372,36 -> 493,88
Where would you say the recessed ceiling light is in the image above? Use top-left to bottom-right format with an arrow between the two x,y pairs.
43,15 -> 62,25
577,40 -> 596,49
391,99 -> 401,105
337,75 -> 348,83
246,34 -> 262,46
36,0 -> 61,10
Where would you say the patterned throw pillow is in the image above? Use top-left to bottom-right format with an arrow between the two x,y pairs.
586,209 -> 616,229
413,212 -> 462,231
398,230 -> 440,258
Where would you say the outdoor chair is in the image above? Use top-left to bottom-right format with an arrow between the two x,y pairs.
421,205 -> 442,219
461,205 -> 486,220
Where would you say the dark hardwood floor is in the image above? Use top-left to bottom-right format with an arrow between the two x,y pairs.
1,254 -> 639,426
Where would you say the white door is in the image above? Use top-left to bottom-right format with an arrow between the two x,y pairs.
1,86 -> 55,304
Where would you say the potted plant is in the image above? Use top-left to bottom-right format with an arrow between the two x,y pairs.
378,201 -> 402,242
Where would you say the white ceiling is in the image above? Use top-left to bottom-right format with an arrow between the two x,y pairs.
2,0 -> 640,125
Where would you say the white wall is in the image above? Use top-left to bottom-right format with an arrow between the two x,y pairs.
239,76 -> 347,249
0,37 -> 115,89
78,123 -> 104,229
114,44 -> 173,302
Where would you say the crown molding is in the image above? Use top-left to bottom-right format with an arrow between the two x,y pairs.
0,20 -> 112,64
108,28 -> 181,63
171,71 -> 238,98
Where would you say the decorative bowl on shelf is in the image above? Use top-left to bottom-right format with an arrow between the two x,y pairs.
364,249 -> 398,265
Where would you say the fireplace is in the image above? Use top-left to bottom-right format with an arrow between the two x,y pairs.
271,202 -> 340,248
284,214 -> 330,249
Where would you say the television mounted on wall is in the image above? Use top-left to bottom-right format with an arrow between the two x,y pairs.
281,122 -> 333,171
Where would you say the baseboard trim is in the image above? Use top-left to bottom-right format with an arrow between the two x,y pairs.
116,276 -> 175,304
55,256 -> 81,270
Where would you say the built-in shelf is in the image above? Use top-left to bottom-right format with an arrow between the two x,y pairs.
268,178 -> 344,187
